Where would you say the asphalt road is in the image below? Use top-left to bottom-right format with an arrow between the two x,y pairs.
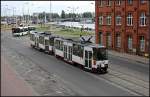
108,54 -> 149,82
1,31 -> 149,96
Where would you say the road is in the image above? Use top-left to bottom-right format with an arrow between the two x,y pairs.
1,30 -> 149,96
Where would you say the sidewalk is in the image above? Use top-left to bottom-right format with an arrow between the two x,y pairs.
1,56 -> 37,96
108,50 -> 149,64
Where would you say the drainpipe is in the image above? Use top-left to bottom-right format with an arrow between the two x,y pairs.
124,0 -> 127,53
136,1 -> 139,55
148,1 -> 150,58
113,1 -> 115,50
95,0 -> 99,44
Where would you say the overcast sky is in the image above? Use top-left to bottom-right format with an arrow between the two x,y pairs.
1,1 -> 95,16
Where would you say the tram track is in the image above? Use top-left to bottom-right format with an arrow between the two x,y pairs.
108,68 -> 149,88
7,42 -> 148,96
97,68 -> 149,96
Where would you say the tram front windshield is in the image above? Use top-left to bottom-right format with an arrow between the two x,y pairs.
12,28 -> 23,33
93,48 -> 107,60
12,28 -> 20,33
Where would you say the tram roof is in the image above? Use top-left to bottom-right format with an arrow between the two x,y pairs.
89,44 -> 106,48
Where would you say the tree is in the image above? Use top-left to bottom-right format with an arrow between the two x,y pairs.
82,12 -> 92,18
38,13 -> 45,20
52,13 -> 60,18
61,10 -> 65,19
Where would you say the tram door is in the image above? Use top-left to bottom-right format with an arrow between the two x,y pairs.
35,37 -> 39,48
45,39 -> 49,51
64,45 -> 67,59
68,46 -> 72,61
64,45 -> 72,61
84,50 -> 92,69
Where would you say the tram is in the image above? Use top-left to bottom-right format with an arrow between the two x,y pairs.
12,26 -> 36,37
29,31 -> 108,73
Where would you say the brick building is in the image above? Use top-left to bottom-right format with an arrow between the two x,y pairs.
95,0 -> 150,57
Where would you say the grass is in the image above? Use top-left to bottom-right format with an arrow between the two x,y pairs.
35,24 -> 50,32
35,24 -> 94,38
1,24 -> 13,30
55,28 -> 94,37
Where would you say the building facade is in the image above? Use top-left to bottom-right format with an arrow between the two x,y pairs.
95,0 -> 150,57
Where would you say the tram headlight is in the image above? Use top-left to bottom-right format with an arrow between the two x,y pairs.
101,64 -> 105,67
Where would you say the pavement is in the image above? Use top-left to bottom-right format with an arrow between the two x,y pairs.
1,56 -> 37,96
108,50 -> 149,64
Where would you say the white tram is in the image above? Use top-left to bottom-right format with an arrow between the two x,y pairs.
12,26 -> 36,37
12,27 -> 29,36
29,32 -> 108,73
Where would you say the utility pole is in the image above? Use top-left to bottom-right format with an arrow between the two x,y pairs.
49,1 -> 52,32
12,7 -> 16,27
22,5 -> 24,26
28,5 -> 30,26
5,5 -> 8,25
44,12 -> 46,24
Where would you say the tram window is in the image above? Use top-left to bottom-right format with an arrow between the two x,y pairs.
12,28 -> 20,33
39,37 -> 42,44
55,40 -> 62,50
24,28 -> 27,31
30,34 -> 35,41
73,44 -> 83,57
49,38 -> 54,46
55,40 -> 63,51
60,41 -> 63,51
55,40 -> 59,49
20,29 -> 24,32
45,39 -> 49,45
89,52 -> 92,59
28,27 -> 36,31
80,46 -> 84,57
85,51 -> 88,58
93,48 -> 107,60
39,36 -> 44,44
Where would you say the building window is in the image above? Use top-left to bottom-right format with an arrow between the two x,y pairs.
99,16 -> 103,25
106,15 -> 111,25
128,0 -> 133,5
99,0 -> 103,7
139,36 -> 145,52
106,0 -> 112,6
140,12 -> 146,26
106,33 -> 111,47
140,0 -> 146,4
99,32 -> 103,45
116,33 -> 121,48
116,15 -> 121,25
127,13 -> 133,26
128,35 -> 132,50
116,0 -> 121,5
